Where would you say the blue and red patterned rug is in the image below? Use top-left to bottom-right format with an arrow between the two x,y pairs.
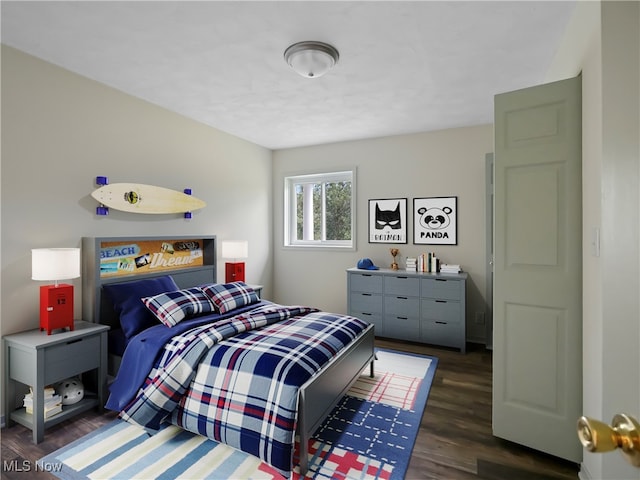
39,348 -> 437,479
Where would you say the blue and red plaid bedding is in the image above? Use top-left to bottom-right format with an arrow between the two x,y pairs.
119,303 -> 369,477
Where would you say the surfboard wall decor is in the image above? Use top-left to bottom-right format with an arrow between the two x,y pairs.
92,176 -> 206,218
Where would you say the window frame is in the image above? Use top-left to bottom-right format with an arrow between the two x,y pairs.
283,168 -> 356,250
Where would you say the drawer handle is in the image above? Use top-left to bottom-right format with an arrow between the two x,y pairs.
66,338 -> 83,345
362,293 -> 372,297
435,321 -> 448,325
436,279 -> 448,282
396,276 -> 408,279
397,296 -> 408,300
362,274 -> 372,277
361,312 -> 372,316
397,316 -> 408,320
436,300 -> 447,303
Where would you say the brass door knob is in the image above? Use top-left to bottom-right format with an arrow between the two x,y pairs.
577,414 -> 640,467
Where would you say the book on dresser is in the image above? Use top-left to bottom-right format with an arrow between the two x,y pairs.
405,257 -> 417,271
440,264 -> 462,273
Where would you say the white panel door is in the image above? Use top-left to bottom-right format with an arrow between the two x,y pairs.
493,76 -> 582,463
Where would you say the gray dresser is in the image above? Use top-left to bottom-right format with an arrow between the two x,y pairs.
347,268 -> 468,353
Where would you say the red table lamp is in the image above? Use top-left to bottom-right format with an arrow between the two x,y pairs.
32,248 -> 80,335
221,240 -> 248,283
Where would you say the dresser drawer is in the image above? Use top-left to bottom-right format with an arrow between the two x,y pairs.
385,295 -> 419,317
384,275 -> 420,296
384,314 -> 419,341
421,277 -> 462,300
350,292 -> 383,313
421,298 -> 461,324
44,334 -> 101,384
421,320 -> 464,349
349,310 -> 383,334
349,272 -> 383,293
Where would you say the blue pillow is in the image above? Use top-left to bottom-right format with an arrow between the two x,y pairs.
200,281 -> 259,314
142,287 -> 214,327
103,275 -> 179,340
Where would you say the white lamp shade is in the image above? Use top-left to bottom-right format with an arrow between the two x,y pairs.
32,248 -> 81,281
221,241 -> 248,260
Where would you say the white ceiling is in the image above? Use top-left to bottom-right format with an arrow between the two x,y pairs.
1,1 -> 576,150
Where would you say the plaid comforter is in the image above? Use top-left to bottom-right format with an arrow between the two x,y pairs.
120,303 -> 369,477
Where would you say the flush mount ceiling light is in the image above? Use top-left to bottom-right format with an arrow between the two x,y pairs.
284,41 -> 339,78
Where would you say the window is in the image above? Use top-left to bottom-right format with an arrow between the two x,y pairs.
284,169 -> 355,249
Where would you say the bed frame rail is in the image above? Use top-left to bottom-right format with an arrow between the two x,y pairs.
297,324 -> 375,475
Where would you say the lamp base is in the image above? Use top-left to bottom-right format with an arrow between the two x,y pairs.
40,284 -> 74,335
225,262 -> 245,283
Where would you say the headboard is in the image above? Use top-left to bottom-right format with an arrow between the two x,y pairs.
82,236 -> 217,331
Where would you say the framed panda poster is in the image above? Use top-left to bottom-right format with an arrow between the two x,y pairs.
413,196 -> 457,245
368,198 -> 407,244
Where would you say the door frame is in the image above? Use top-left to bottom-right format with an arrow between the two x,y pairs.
485,152 -> 494,349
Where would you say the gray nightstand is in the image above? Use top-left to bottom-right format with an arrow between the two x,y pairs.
3,320 -> 109,443
248,284 -> 264,299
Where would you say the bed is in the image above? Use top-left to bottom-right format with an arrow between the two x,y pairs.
82,236 -> 375,477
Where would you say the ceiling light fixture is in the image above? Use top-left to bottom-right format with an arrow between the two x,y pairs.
284,41 -> 339,79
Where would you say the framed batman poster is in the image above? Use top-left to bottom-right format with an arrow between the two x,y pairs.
413,196 -> 457,245
368,198 -> 407,244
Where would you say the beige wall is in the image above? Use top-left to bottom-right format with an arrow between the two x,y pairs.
0,46 -> 273,369
272,125 -> 494,343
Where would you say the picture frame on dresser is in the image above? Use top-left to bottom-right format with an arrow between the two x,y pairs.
368,198 -> 407,244
413,196 -> 458,245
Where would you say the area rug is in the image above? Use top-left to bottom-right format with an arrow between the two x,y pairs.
39,348 -> 437,480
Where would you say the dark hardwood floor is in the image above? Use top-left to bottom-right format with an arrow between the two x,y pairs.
1,339 -> 580,479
